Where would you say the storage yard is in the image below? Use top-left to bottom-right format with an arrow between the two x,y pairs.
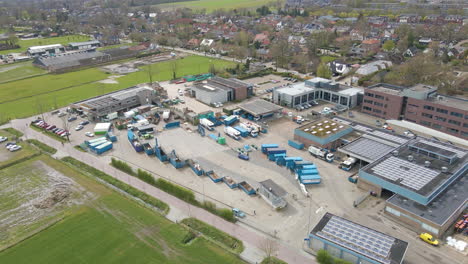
13,74 -> 468,264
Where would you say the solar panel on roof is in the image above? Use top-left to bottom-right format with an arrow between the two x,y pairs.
342,138 -> 395,162
370,130 -> 408,144
371,156 -> 439,191
418,140 -> 466,158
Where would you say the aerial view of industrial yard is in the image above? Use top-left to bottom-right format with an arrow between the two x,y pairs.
0,0 -> 467,263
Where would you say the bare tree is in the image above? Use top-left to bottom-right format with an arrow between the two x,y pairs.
260,238 -> 279,263
61,116 -> 71,142
35,98 -> 46,122
171,60 -> 178,80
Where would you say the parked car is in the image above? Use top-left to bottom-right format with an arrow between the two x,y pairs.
7,144 -> 17,150
58,112 -> 67,117
68,116 -> 77,122
47,125 -> 56,131
85,132 -> 94,137
75,125 -> 84,131
79,120 -> 90,126
0,136 -> 7,142
9,145 -> 21,152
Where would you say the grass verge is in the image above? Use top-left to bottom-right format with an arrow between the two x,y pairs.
61,156 -> 169,214
2,128 -> 23,137
261,256 -> 288,264
30,125 -> 67,142
181,218 -> 244,254
25,139 -> 57,154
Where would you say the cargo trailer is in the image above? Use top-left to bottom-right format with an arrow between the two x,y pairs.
234,126 -> 249,137
261,144 -> 279,154
95,142 -> 113,155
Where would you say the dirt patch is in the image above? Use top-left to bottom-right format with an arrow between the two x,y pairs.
134,226 -> 181,257
97,75 -> 124,84
33,186 -> 70,209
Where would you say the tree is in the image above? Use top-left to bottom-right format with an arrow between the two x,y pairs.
260,238 -> 279,263
7,34 -> 18,47
317,63 -> 332,79
171,60 -> 178,80
382,40 -> 395,51
270,33 -> 290,70
316,250 -> 334,264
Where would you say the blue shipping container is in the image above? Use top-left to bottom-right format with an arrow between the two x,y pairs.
234,126 -> 249,137
288,140 -> 304,150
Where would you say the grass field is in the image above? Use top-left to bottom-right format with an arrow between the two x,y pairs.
0,35 -> 90,55
0,154 -> 244,263
157,0 -> 281,12
0,62 -> 46,83
97,43 -> 138,51
0,55 -> 237,120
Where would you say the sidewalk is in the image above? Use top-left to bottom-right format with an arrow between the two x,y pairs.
12,119 -> 315,264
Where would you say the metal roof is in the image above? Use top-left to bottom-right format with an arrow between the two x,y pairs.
340,137 -> 396,163
260,179 -> 287,197
239,99 -> 283,117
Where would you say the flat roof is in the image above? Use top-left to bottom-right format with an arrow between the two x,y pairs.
68,40 -> 100,46
387,174 -> 468,226
74,86 -> 152,110
298,119 -> 349,139
362,137 -> 468,198
239,99 -> 283,117
275,82 -> 315,96
427,95 -> 468,111
259,179 -> 287,197
311,212 -> 408,264
340,136 -> 397,163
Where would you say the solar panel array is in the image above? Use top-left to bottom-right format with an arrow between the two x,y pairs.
418,140 -> 466,158
343,138 -> 395,162
353,124 -> 374,133
370,131 -> 409,144
371,156 -> 440,191
317,216 -> 395,264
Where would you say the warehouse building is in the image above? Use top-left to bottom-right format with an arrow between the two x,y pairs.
272,78 -> 363,108
190,77 -> 253,105
361,83 -> 468,139
359,137 -> 468,237
68,40 -> 101,50
294,119 -> 353,149
27,44 -> 65,57
33,51 -> 111,72
238,99 -> 283,120
307,212 -> 408,264
71,85 -> 158,121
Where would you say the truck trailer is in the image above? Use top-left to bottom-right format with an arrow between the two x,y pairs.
224,126 -> 241,140
340,157 -> 357,171
308,146 -> 334,162
199,118 -> 214,131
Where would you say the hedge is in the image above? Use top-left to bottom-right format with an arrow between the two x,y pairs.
26,139 -> 57,154
61,157 -> 169,214
3,128 -> 24,137
30,124 -> 67,142
154,178 -> 197,204
261,257 -> 288,264
111,158 -> 135,176
181,218 -> 244,254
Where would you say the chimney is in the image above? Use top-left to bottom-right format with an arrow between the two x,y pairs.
392,150 -> 398,156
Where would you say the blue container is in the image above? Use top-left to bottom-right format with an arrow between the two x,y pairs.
269,153 -> 286,161
223,177 -> 238,189
206,171 -> 224,182
261,144 -> 279,153
288,140 -> 304,150
239,181 -> 256,195
223,115 -> 238,126
299,174 -> 321,184
95,142 -> 113,155
165,121 -> 180,129
234,126 -> 249,137
106,132 -> 117,142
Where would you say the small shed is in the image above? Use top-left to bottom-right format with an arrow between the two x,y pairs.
94,123 -> 112,135
259,179 -> 288,210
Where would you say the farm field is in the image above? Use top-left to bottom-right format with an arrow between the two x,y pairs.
0,153 -> 244,264
0,35 -> 90,55
0,62 -> 46,83
157,0 -> 282,12
0,55 -> 237,120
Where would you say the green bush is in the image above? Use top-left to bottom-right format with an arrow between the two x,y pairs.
110,158 -> 135,175
260,256 -> 288,264
181,230 -> 197,244
155,178 -> 197,204
137,169 -> 156,185
61,157 -> 169,214
3,127 -> 24,137
316,249 -> 352,264
26,139 -> 57,154
181,218 -> 244,254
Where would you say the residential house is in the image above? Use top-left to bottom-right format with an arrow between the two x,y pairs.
361,39 -> 381,54
350,29 -> 364,41
253,32 -> 270,47
186,38 -> 200,49
398,14 -> 420,24
200,39 -> 214,47
403,47 -> 419,57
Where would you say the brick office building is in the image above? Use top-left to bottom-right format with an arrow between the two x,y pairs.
361,83 -> 468,139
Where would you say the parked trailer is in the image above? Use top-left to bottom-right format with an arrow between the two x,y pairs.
234,126 -> 249,137
261,144 -> 279,154
277,156 -> 302,167
205,171 -> 224,183
106,132 -> 117,142
224,126 -> 241,140
165,121 -> 180,129
239,181 -> 256,195
187,159 -> 204,176
288,140 -> 304,150
199,118 -> 214,131
223,115 -> 238,126
95,142 -> 113,155
85,137 -> 107,146
269,153 -> 286,161
223,176 -> 238,189
143,143 -> 154,155
298,174 -> 321,184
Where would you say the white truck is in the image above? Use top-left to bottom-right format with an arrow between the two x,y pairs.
308,146 -> 334,162
340,157 -> 357,171
162,110 -> 171,122
224,126 -> 241,140
199,118 -> 214,131
239,122 -> 259,137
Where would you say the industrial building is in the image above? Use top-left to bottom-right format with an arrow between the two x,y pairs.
272,77 -> 363,108
361,83 -> 468,139
71,85 -> 158,121
258,179 -> 287,210
307,212 -> 408,264
33,51 -> 111,72
358,137 -> 468,237
189,77 -> 253,105
27,44 -> 65,57
68,40 -> 101,50
294,119 -> 353,149
238,99 -> 283,120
